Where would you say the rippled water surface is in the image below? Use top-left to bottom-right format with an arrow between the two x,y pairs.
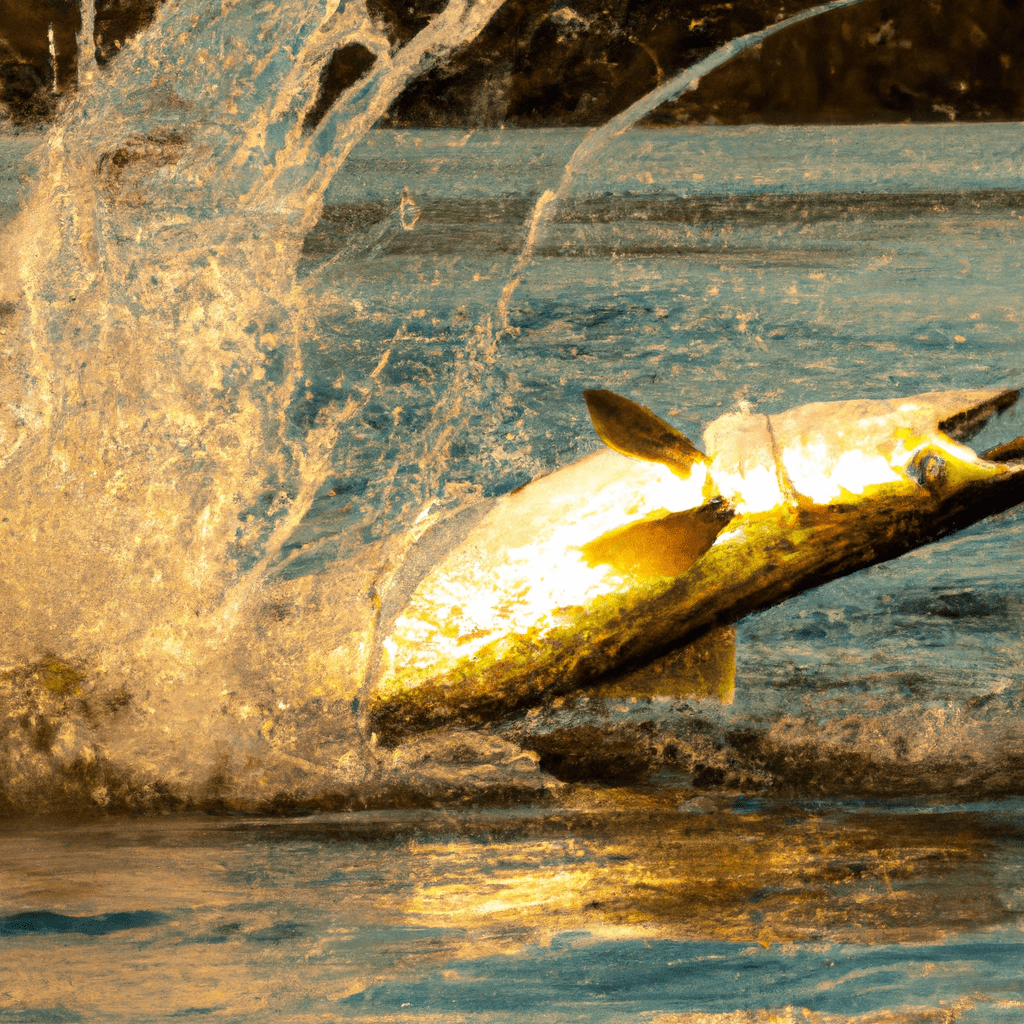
3,802 -> 1024,1022
3,123 -> 1024,1018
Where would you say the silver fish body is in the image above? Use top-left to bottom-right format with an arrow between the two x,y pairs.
367,387 -> 1023,743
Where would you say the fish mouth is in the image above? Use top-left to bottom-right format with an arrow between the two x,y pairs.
937,387 -> 1021,455
982,435 -> 1024,463
975,388 -> 1024,465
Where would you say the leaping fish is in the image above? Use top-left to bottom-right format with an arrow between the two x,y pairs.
366,385 -> 1024,743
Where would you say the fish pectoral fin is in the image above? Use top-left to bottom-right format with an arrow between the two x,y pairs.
581,500 -> 734,578
583,389 -> 706,478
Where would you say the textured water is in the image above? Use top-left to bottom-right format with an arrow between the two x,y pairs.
2,802 -> 1024,1022
293,124 -> 1024,522
4,121 -> 1024,1017
292,124 -> 1024,746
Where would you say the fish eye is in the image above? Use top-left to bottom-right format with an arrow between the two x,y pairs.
908,450 -> 947,491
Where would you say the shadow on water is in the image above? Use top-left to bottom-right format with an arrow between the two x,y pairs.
0,910 -> 169,936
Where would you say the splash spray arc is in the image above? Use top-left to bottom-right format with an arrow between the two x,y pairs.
1,0 -> 517,807
0,0 -> 887,810
496,0 -> 875,333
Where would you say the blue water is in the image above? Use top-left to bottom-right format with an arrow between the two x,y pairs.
293,124 -> 1024,735
2,806 -> 1023,1022
4,123 -> 1024,1020
291,124 -> 1024,554
344,937 -> 1024,1021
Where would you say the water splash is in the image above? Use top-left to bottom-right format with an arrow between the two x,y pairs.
497,0 -> 875,331
0,0 -> 521,810
0,0 -> 883,811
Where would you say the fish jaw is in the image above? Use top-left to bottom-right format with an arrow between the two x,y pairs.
367,388 -> 1023,743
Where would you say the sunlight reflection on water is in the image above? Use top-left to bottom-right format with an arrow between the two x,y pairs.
2,801 -> 1023,1021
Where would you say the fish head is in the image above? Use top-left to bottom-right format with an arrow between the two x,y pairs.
705,388 -> 1020,513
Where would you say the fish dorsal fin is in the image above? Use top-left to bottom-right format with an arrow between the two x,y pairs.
583,389 -> 706,477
